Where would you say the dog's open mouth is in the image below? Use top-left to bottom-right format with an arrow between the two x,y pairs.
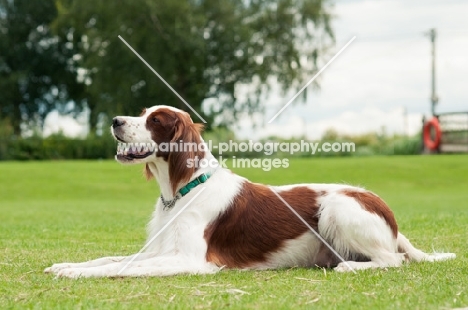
116,148 -> 153,161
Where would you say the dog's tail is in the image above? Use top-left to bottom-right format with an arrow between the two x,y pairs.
397,232 -> 456,262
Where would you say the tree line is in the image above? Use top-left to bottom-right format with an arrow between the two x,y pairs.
0,0 -> 334,136
0,128 -> 422,161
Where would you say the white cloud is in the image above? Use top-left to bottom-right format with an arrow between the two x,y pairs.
238,107 -> 423,140
43,111 -> 88,138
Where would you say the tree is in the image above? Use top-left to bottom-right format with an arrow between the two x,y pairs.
0,0 -> 86,135
55,0 -> 334,131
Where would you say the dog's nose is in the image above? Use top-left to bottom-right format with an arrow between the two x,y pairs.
112,117 -> 126,128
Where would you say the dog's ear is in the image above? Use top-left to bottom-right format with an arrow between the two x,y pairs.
168,119 -> 204,194
144,163 -> 154,180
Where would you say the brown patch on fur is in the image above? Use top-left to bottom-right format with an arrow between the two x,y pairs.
342,190 -> 398,238
145,108 -> 205,194
204,183 -> 320,268
139,108 -> 147,116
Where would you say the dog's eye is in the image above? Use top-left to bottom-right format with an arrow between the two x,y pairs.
152,117 -> 160,123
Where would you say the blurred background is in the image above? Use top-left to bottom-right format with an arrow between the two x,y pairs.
1,0 -> 467,159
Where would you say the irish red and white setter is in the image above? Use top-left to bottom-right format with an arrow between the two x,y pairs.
45,105 -> 455,278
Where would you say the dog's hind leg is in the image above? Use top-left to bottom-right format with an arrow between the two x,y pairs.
318,193 -> 405,272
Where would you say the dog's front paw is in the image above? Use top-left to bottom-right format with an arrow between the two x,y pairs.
56,267 -> 110,278
44,263 -> 75,274
56,268 -> 88,279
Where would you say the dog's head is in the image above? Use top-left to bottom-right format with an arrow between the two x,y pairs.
111,105 -> 205,192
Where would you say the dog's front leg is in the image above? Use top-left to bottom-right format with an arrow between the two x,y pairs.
44,256 -> 128,274
44,252 -> 159,275
55,256 -> 221,278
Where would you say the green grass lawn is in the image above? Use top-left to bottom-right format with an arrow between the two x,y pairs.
1,156 -> 467,309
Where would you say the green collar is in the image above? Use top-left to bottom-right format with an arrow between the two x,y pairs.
160,173 -> 212,210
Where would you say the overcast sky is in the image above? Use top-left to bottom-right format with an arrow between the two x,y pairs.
45,0 -> 468,139
236,0 -> 468,139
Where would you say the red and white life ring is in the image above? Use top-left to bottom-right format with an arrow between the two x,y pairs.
423,117 -> 442,151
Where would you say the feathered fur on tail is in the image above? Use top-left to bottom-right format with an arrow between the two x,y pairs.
397,233 -> 456,262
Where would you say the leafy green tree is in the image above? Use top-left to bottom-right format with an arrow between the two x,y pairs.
0,0 -> 86,135
54,0 -> 333,131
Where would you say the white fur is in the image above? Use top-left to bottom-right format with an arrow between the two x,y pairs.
257,232 -> 322,269
45,106 -> 456,278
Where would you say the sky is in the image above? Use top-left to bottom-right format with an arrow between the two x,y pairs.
44,0 -> 468,140
235,0 -> 468,139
